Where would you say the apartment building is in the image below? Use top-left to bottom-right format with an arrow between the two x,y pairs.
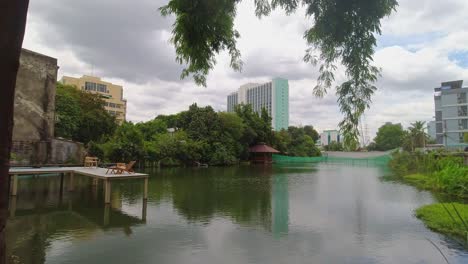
62,75 -> 127,124
434,80 -> 468,147
227,78 -> 289,131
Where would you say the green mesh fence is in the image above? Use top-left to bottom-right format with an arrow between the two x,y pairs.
273,154 -> 391,165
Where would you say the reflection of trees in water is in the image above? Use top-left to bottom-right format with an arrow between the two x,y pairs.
6,175 -> 144,264
148,166 -> 274,229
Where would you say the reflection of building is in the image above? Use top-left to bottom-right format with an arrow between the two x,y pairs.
227,78 -> 289,131
320,130 -> 341,146
434,80 -> 468,147
271,174 -> 289,236
62,75 -> 127,124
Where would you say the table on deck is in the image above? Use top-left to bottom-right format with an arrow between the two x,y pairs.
8,167 -> 149,204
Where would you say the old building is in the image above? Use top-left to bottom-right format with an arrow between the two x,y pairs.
11,49 -> 84,165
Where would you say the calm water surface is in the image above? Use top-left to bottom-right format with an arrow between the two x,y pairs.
7,163 -> 468,263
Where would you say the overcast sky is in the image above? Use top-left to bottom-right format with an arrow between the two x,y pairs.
22,0 -> 468,142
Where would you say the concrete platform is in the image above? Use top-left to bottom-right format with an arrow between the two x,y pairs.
8,167 -> 149,204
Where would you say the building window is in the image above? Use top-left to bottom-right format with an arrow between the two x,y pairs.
97,83 -> 107,93
459,133 -> 465,143
436,122 -> 443,133
435,111 -> 442,121
85,82 -> 97,91
457,92 -> 467,104
459,119 -> 468,129
459,106 -> 467,117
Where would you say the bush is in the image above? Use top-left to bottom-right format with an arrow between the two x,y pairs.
324,141 -> 344,151
389,150 -> 468,197
87,141 -> 104,160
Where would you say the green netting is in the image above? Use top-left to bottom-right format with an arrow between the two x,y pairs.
273,154 -> 391,165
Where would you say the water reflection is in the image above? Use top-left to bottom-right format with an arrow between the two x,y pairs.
7,176 -> 146,263
6,164 -> 468,264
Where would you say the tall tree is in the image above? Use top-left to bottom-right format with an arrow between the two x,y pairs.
374,123 -> 405,151
0,1 -> 30,262
161,0 -> 398,149
405,121 -> 427,151
55,83 -> 117,144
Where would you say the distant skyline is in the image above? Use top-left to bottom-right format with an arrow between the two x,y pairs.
22,0 -> 468,139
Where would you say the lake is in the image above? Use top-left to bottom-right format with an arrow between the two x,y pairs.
6,163 -> 468,263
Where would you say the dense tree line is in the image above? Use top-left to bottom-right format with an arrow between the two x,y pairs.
55,86 -> 321,166
94,104 -> 321,166
368,121 -> 433,151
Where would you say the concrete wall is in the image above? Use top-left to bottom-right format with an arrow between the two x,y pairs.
49,138 -> 85,164
13,49 -> 58,141
11,49 -> 58,165
11,50 -> 91,166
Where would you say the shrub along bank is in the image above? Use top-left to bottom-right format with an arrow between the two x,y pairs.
389,151 -> 468,198
389,150 -> 468,241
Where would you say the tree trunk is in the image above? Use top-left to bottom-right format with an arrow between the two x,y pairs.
0,1 -> 30,263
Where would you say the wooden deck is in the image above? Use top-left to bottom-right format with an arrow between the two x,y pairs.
8,167 -> 149,204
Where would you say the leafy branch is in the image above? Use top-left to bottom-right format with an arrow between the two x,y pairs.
160,0 -> 398,149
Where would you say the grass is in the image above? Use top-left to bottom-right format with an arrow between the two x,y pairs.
403,173 -> 431,188
416,203 -> 468,240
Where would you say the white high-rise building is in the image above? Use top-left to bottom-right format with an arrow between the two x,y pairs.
227,78 -> 289,131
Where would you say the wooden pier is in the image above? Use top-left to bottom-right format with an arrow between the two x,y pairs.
8,167 -> 149,204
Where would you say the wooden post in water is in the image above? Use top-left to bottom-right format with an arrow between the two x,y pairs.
11,174 -> 18,196
104,204 -> 110,226
8,196 -> 16,218
104,179 -> 111,204
143,177 -> 148,200
142,199 -> 147,222
68,171 -> 74,191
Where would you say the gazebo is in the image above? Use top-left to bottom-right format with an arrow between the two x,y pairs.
249,143 -> 280,164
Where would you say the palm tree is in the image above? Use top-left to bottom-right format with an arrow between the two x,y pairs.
408,121 -> 427,151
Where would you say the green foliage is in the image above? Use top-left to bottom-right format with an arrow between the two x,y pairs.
324,141 -> 344,151
55,83 -> 117,143
389,150 -> 468,197
273,126 -> 321,157
464,132 -> 468,143
161,0 -> 398,150
416,203 -> 468,239
87,141 -> 104,161
91,103 -> 320,166
402,121 -> 428,151
102,122 -> 145,163
374,123 -> 405,151
135,119 -> 167,141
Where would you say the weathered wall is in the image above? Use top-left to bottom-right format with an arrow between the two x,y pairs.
13,49 -> 57,141
49,138 -> 85,164
11,49 -> 58,164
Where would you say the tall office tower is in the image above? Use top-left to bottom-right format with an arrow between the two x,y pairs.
227,78 -> 289,131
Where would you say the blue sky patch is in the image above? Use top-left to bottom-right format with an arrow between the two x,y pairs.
448,51 -> 468,68
377,32 -> 445,51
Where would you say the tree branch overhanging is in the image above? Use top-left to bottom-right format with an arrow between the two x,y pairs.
162,0 -> 398,149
